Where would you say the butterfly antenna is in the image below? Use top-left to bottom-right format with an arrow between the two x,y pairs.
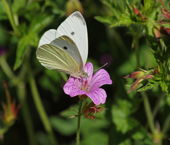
93,63 -> 108,72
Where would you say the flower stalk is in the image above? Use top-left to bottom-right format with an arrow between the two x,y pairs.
76,99 -> 83,145
25,58 -> 58,145
141,92 -> 156,136
1,0 -> 21,36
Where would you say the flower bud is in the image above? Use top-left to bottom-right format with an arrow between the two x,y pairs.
82,102 -> 103,121
127,78 -> 143,93
74,0 -> 83,14
132,6 -> 140,15
153,27 -> 161,41
132,6 -> 146,19
124,71 -> 145,79
143,74 -> 154,79
66,0 -> 74,17
160,26 -> 170,37
66,0 -> 83,17
2,81 -> 21,124
154,70 -> 159,75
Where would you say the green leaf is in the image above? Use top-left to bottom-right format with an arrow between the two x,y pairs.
80,118 -> 109,145
0,14 -> 8,20
112,105 -> 139,133
109,1 -> 146,27
95,16 -> 113,25
160,80 -> 168,92
142,0 -> 160,17
36,132 -> 51,145
12,0 -> 26,14
137,80 -> 160,92
13,33 -> 38,70
29,14 -> 54,34
13,36 -> 28,70
50,116 -> 77,136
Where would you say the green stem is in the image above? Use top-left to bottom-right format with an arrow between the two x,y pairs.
1,0 -> 21,36
141,92 -> 155,135
120,0 -> 125,12
162,113 -> 170,134
25,58 -> 58,145
134,36 -> 140,67
0,56 -> 15,79
162,97 -> 170,134
77,99 -> 83,145
153,94 -> 165,118
1,55 -> 37,145
17,83 -> 37,145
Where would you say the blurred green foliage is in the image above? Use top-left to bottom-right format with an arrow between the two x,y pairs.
1,0 -> 170,145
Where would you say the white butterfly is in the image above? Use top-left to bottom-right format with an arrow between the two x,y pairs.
36,11 -> 88,78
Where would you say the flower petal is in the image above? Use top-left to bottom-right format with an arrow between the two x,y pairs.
63,77 -> 86,97
89,69 -> 112,91
86,88 -> 107,105
83,62 -> 93,78
38,29 -> 56,48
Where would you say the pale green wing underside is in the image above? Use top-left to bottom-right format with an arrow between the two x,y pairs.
36,36 -> 82,75
51,36 -> 83,70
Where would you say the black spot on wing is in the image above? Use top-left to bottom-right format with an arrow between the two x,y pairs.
63,46 -> 67,50
71,32 -> 75,35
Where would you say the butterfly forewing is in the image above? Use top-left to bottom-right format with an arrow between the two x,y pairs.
36,43 -> 80,75
55,11 -> 88,65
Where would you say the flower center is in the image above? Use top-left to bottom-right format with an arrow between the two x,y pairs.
81,79 -> 89,92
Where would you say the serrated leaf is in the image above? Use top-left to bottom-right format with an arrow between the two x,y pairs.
160,39 -> 167,52
144,0 -> 154,11
109,12 -> 132,27
112,105 -> 139,133
29,14 -> 54,34
160,80 -> 168,92
137,80 -> 160,92
109,1 -> 146,27
142,0 -> 160,17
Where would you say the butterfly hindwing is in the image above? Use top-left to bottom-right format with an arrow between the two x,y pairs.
38,29 -> 56,48
51,36 -> 84,71
36,36 -> 81,75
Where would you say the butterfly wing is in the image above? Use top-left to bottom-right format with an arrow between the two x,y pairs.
38,29 -> 56,48
56,11 -> 88,66
36,36 -> 82,75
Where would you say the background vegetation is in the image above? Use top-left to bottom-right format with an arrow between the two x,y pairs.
0,0 -> 170,145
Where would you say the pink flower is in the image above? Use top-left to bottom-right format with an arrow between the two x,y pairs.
63,62 -> 112,105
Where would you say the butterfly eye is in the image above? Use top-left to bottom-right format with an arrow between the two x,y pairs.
63,46 -> 67,50
71,32 -> 75,35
